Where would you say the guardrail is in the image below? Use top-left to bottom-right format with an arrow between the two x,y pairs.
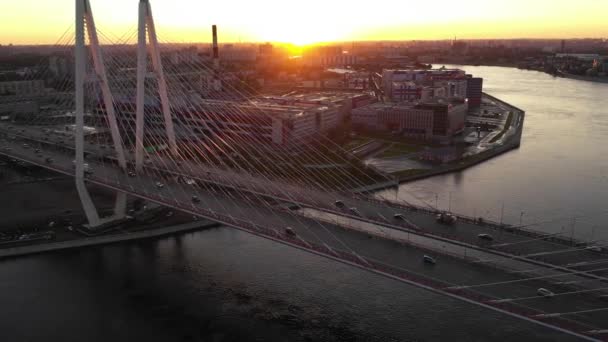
482,92 -> 526,114
361,194 -> 592,249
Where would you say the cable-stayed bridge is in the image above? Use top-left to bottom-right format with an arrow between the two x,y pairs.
1,1 -> 608,340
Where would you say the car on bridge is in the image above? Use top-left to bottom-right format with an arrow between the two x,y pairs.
285,227 -> 296,236
155,182 -> 164,189
436,212 -> 457,225
334,200 -> 345,208
191,195 -> 200,203
423,255 -> 437,265
478,233 -> 494,241
537,288 -> 555,298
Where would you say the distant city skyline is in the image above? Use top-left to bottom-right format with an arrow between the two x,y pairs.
1,0 -> 608,45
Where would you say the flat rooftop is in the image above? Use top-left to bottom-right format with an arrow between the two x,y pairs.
354,98 -> 465,111
260,90 -> 369,103
197,99 -> 335,121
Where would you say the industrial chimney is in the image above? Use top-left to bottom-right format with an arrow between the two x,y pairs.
212,24 -> 219,69
211,24 -> 221,91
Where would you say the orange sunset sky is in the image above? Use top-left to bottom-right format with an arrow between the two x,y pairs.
1,0 -> 607,45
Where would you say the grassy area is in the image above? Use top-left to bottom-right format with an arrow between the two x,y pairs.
342,136 -> 374,151
489,111 -> 514,144
378,143 -> 424,158
359,131 -> 442,147
456,150 -> 493,165
345,131 -> 438,158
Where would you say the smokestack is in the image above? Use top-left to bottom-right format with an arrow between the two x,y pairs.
212,24 -> 219,69
211,24 -> 221,91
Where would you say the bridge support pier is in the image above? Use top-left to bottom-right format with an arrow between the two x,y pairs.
146,1 -> 178,156
134,0 -> 147,173
135,0 -> 178,173
75,0 -> 102,228
74,0 -> 128,229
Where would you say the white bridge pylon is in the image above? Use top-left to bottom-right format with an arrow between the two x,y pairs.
74,0 -> 177,227
75,0 -> 131,228
135,0 -> 178,172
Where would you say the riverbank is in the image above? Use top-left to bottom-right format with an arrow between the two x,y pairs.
559,71 -> 608,84
519,67 -> 608,85
440,61 -> 519,69
0,220 -> 219,259
396,93 -> 525,184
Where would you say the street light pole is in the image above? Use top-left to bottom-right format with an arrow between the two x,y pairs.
571,217 -> 576,243
449,192 -> 452,213
519,211 -> 524,227
435,193 -> 439,212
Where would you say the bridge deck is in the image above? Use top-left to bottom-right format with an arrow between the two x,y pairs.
2,124 -> 608,340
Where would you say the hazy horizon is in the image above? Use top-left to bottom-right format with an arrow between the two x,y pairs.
1,0 -> 607,45
1,37 -> 606,48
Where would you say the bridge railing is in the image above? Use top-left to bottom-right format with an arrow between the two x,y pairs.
3,130 -> 597,259
359,194 -> 591,248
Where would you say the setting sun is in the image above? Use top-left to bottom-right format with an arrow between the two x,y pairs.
1,0 -> 608,44
253,21 -> 351,46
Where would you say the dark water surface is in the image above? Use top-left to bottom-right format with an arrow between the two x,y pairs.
0,228 -> 579,341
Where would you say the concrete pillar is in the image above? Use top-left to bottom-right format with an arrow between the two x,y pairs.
75,0 -> 101,227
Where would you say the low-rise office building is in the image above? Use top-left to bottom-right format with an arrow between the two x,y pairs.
0,80 -> 45,96
352,99 -> 467,141
382,68 -> 480,105
466,75 -> 483,107
258,91 -> 376,123
109,96 -> 350,147
182,99 -> 343,146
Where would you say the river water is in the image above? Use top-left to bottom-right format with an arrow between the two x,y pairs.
380,65 -> 608,241
1,66 -> 605,341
